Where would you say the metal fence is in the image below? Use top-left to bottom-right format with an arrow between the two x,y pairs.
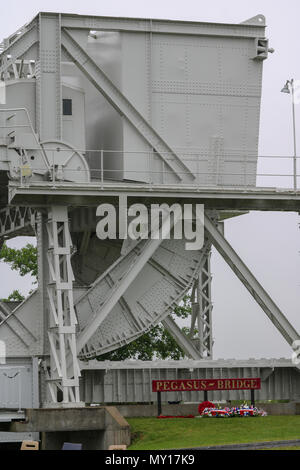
12,148 -> 300,191
1,108 -> 299,191
80,359 -> 300,404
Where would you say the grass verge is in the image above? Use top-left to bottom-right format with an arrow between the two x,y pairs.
127,416 -> 300,450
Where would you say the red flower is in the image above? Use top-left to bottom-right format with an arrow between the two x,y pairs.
198,401 -> 215,415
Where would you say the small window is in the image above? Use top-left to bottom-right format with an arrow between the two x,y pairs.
63,99 -> 72,116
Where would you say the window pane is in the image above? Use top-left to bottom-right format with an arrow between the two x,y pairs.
63,99 -> 72,116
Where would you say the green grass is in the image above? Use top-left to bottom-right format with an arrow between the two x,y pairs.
127,416 -> 300,450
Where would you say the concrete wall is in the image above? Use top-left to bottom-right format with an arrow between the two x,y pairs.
115,402 -> 300,417
1,406 -> 131,450
258,402 -> 300,416
41,430 -> 105,450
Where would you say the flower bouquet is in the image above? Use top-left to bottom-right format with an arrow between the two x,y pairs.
198,401 -> 267,418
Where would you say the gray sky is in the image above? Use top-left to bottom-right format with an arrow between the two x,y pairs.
1,0 -> 300,359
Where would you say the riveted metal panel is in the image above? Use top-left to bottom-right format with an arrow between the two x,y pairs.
54,14 -> 266,185
0,291 -> 43,357
80,359 -> 300,404
0,357 -> 39,443
75,236 -> 210,358
114,30 -> 264,184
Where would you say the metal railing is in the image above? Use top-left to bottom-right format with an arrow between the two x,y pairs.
0,108 -> 298,191
14,148 -> 300,192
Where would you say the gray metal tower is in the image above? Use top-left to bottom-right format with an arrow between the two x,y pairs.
0,12 -> 299,408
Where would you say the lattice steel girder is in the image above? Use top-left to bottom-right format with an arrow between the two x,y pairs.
0,24 -> 38,78
46,205 -> 80,403
162,315 -> 202,360
60,28 -> 194,182
0,206 -> 35,239
204,213 -> 300,346
190,243 -> 213,358
4,60 -> 36,80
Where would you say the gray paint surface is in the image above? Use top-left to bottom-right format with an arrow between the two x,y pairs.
0,357 -> 39,442
0,2 -> 299,362
0,1 -> 298,414
0,11 -> 271,363
80,358 -> 300,403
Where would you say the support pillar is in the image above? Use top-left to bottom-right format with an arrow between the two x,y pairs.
46,205 -> 80,404
190,241 -> 213,358
36,13 -> 62,141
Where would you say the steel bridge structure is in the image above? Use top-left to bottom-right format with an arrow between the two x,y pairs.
0,12 -> 299,430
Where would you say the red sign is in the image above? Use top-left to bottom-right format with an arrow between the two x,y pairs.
152,378 -> 261,393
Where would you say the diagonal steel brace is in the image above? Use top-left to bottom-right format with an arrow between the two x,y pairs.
76,210 -> 182,352
162,315 -> 202,359
0,25 -> 38,76
61,28 -> 195,182
204,213 -> 300,346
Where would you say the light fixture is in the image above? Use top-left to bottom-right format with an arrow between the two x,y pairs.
281,81 -> 290,94
281,79 -> 297,190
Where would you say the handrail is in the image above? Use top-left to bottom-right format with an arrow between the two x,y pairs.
0,107 -> 50,170
0,111 -> 297,190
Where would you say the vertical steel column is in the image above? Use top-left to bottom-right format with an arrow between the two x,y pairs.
35,13 -> 78,404
36,12 -> 62,140
198,249 -> 213,358
46,206 -> 80,403
36,212 -> 49,404
191,243 -> 213,359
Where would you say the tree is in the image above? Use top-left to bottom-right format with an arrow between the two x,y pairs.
0,242 -> 37,302
0,242 -> 37,277
98,302 -> 192,361
2,290 -> 25,302
0,241 -> 192,360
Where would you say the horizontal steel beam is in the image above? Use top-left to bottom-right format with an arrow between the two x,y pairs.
204,213 -> 300,346
8,182 -> 300,212
60,14 -> 265,38
0,206 -> 35,239
79,357 -> 296,370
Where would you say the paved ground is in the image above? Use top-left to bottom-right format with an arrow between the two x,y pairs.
175,439 -> 300,450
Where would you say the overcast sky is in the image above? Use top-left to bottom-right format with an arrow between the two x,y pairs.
1,0 -> 300,360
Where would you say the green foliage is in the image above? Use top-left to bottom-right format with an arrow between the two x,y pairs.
99,322 -> 186,361
0,242 -> 37,278
98,295 -> 193,361
173,294 -> 192,319
2,289 -> 25,302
